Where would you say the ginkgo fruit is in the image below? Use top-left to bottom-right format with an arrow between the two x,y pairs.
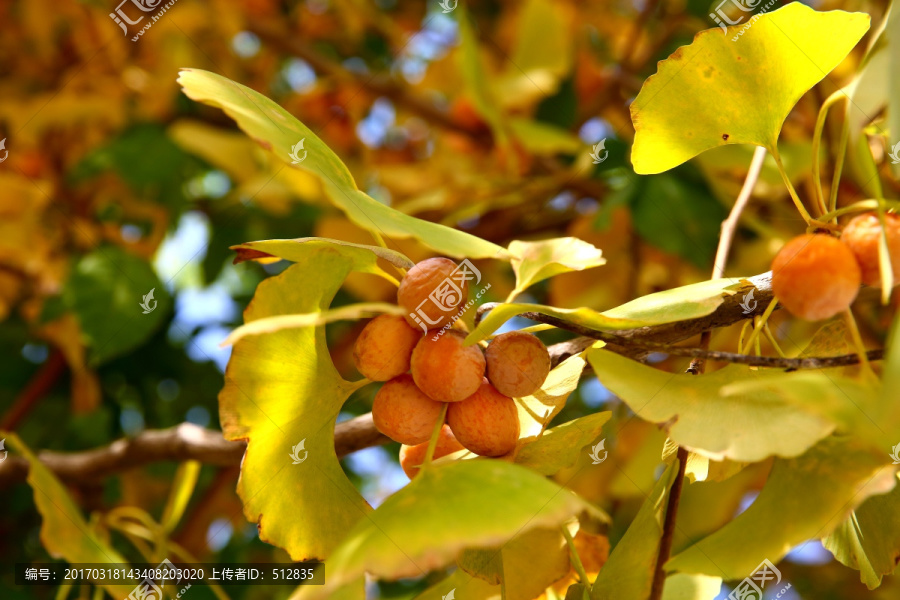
398,425 -> 465,479
398,257 -> 468,331
485,331 -> 551,397
447,380 -> 519,457
839,212 -> 900,287
353,314 -> 422,381
771,233 -> 861,321
410,330 -> 485,402
372,374 -> 443,446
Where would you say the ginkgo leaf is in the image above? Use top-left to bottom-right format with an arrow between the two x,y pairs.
220,245 -> 378,561
221,302 -> 404,347
466,276 -> 753,345
178,69 -> 509,259
585,349 -> 873,462
457,5 -> 508,145
3,433 -> 134,599
412,569 -> 499,600
631,3 -> 870,174
515,412 -> 611,475
508,237 -> 605,299
291,460 -> 605,600
516,352 -> 590,441
232,237 -> 414,271
822,482 -> 900,589
591,461 -> 679,599
666,436 -> 895,580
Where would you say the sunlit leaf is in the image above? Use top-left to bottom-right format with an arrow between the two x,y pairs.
631,3 -> 870,174
457,6 -> 508,145
3,433 -> 134,599
585,349 -> 870,462
221,302 -> 404,347
516,412 -> 611,475
508,237 -> 605,299
495,0 -> 573,108
661,573 -> 724,600
220,246 -> 375,560
516,352 -> 591,441
232,237 -> 414,271
467,277 -> 751,344
293,460 -> 604,599
411,568 -> 499,600
178,69 -> 509,259
822,481 -> 900,589
666,436 -> 895,580
590,461 -> 679,599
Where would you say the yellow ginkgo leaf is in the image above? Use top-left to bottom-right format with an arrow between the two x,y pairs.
631,3 -> 869,174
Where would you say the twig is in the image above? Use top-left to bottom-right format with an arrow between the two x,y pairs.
1,349 -> 67,430
712,146 -> 767,278
649,447 -> 687,600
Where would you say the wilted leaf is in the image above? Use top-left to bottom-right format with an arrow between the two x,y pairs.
3,433 -> 134,598
178,69 -> 509,259
667,436 -> 895,580
631,3 -> 870,174
508,237 -> 605,299
293,460 -> 604,599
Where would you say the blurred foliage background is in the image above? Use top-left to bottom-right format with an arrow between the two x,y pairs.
1,0 -> 898,598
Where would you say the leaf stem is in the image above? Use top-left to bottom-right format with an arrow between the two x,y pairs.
423,403 -> 449,467
812,91 -> 845,217
740,299 -> 778,355
843,309 -> 876,381
771,146 -> 813,223
562,525 -> 590,585
828,112 -> 851,218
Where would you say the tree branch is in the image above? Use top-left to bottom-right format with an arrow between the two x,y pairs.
0,414 -> 387,488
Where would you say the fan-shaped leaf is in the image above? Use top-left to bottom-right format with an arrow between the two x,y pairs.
631,4 -> 870,174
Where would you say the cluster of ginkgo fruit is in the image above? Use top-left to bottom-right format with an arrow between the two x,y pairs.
353,258 -> 551,478
771,212 -> 900,320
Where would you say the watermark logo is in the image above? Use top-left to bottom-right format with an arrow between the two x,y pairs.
0,439 -> 7,463
140,288 -> 157,314
442,589 -> 456,600
110,0 -> 162,34
0,138 -> 7,163
729,558 -> 790,600
739,288 -> 757,314
410,259 -> 482,335
127,558 -> 173,600
888,141 -> 900,165
890,443 -> 900,465
709,0 -> 761,31
289,139 -> 308,164
590,139 -> 608,164
290,440 -> 308,464
589,439 -> 608,464
438,0 -> 458,13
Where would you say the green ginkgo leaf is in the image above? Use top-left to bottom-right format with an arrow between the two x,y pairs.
591,461 -> 679,600
3,433 -> 134,599
515,412 -> 611,475
178,69 -> 509,259
666,436 -> 894,580
220,245 -> 377,561
822,482 -> 900,589
508,237 -> 605,299
631,3 -> 870,174
585,349 -> 872,462
292,460 -> 605,600
466,276 -> 753,345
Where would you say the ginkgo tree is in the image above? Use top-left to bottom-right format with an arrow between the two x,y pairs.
6,2 -> 900,600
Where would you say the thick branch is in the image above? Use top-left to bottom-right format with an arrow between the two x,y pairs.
0,414 -> 387,488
